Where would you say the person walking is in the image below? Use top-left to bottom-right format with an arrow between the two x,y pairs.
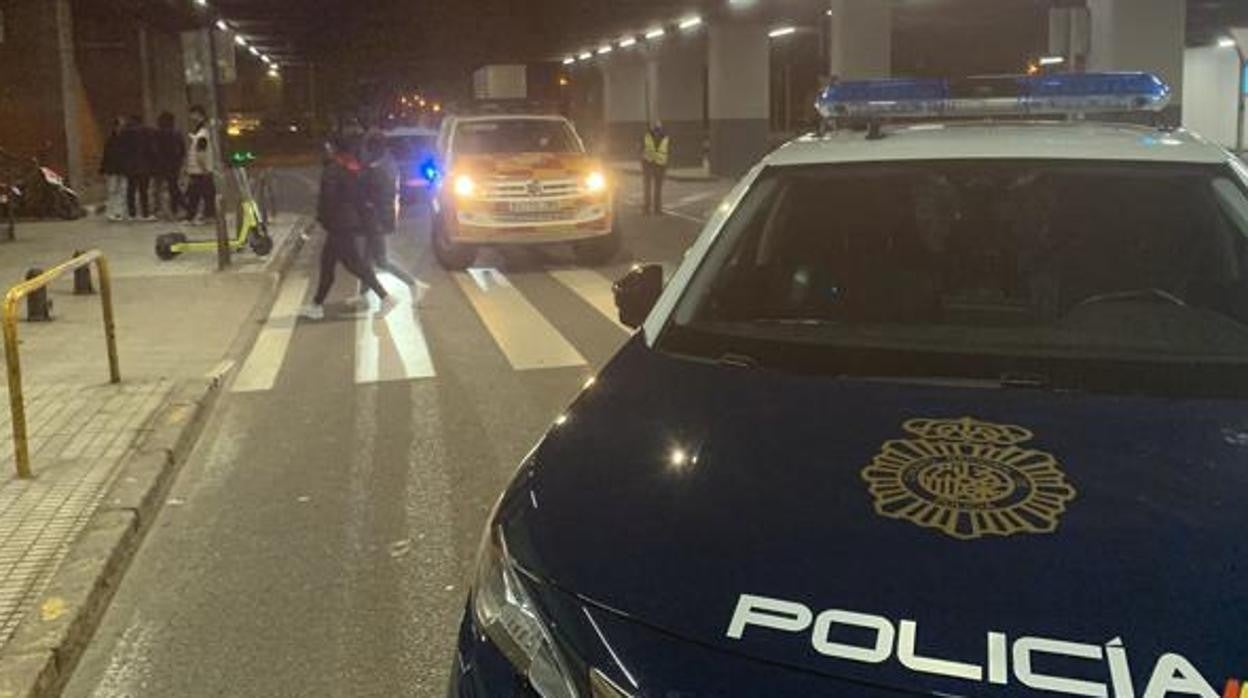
100,117 -> 128,222
356,129 -> 427,303
152,111 -> 186,220
301,135 -> 398,321
120,115 -> 155,221
183,105 -> 216,224
641,121 -> 670,215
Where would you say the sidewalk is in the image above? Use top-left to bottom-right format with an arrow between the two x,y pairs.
610,161 -> 718,182
0,211 -> 305,671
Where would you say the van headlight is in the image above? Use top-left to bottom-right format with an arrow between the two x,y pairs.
453,174 -> 477,198
584,171 -> 607,194
472,527 -> 578,698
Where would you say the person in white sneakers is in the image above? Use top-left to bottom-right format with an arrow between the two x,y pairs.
301,134 -> 397,321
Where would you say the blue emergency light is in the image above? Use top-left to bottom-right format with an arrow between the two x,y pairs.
816,72 -> 1171,121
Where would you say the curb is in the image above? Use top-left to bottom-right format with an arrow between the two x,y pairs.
0,216 -> 311,698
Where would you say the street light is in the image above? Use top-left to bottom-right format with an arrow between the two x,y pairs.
768,26 -> 796,38
578,51 -> 592,60
1219,36 -> 1237,49
562,57 -> 575,65
678,16 -> 702,31
215,19 -> 228,31
597,45 -> 613,55
234,34 -> 247,47
645,27 -> 666,40
619,36 -> 637,48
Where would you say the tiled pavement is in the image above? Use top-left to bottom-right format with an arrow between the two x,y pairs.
0,381 -> 172,647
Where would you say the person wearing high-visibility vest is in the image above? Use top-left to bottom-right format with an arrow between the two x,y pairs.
641,122 -> 670,215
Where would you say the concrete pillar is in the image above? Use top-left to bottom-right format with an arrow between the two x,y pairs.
651,38 -> 705,168
708,22 -> 769,177
602,54 -> 648,161
827,0 -> 891,80
1088,0 -> 1185,106
139,25 -> 155,125
54,0 -> 84,189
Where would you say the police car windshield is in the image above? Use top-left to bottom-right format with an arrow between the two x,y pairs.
454,120 -> 580,155
666,159 -> 1248,395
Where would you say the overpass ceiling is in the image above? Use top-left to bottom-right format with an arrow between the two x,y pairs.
154,0 -> 1248,69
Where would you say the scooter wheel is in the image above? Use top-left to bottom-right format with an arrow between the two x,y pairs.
155,232 -> 187,260
250,233 -> 274,256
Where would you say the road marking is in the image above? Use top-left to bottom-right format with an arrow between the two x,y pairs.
231,275 -> 310,393
454,268 -> 587,370
548,269 -> 629,332
674,190 -> 718,207
355,275 -> 436,384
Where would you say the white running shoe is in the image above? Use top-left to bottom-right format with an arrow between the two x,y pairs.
299,304 -> 324,320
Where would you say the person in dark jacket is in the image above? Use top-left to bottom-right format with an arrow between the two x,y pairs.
355,129 -> 427,303
99,117 -> 128,221
153,112 -> 186,219
119,115 -> 155,220
301,135 -> 396,321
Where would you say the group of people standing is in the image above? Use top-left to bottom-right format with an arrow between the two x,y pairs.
100,105 -> 217,224
301,129 -> 425,321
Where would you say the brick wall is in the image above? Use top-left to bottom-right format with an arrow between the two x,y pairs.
0,0 -> 69,173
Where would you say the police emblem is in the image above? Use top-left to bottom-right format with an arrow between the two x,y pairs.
861,417 -> 1076,540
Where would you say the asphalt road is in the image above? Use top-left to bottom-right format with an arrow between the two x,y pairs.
63,170 -> 733,697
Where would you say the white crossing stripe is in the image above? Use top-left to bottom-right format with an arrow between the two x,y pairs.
355,275 -> 436,384
232,275 -> 310,393
454,268 -> 587,371
548,269 -> 629,332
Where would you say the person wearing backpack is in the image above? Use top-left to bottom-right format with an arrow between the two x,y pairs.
356,130 -> 427,303
153,111 -> 186,220
301,134 -> 398,321
99,117 -> 128,222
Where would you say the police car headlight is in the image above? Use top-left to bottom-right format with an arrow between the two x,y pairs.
472,527 -> 578,698
584,171 -> 607,194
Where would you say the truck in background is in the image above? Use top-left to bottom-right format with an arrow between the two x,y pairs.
472,65 -> 528,101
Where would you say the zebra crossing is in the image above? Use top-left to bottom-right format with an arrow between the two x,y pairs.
230,264 -> 631,392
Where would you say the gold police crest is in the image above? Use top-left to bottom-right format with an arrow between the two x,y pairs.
861,417 -> 1076,540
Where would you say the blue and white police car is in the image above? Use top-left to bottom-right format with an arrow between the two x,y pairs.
449,73 -> 1248,698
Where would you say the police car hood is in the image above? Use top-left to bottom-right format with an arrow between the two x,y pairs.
504,338 -> 1247,696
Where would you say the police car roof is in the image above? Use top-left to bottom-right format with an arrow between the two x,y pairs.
765,122 -> 1230,168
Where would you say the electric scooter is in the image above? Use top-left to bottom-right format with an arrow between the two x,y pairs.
155,153 -> 273,260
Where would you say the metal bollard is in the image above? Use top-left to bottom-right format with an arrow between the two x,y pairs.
24,268 -> 51,321
72,250 -> 94,294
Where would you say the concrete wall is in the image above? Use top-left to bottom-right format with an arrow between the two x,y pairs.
652,38 -> 705,168
1182,46 -> 1243,149
709,23 -> 769,177
602,54 -> 648,161
1088,0 -> 1185,104
827,0 -> 891,80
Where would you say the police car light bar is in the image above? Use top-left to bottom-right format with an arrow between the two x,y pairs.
816,72 -> 1171,121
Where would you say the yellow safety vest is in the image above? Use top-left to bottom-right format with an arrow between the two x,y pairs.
643,132 -> 670,167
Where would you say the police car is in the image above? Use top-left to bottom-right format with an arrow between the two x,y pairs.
450,73 -> 1248,698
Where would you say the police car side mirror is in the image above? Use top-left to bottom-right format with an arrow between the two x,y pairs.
613,264 -> 663,329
